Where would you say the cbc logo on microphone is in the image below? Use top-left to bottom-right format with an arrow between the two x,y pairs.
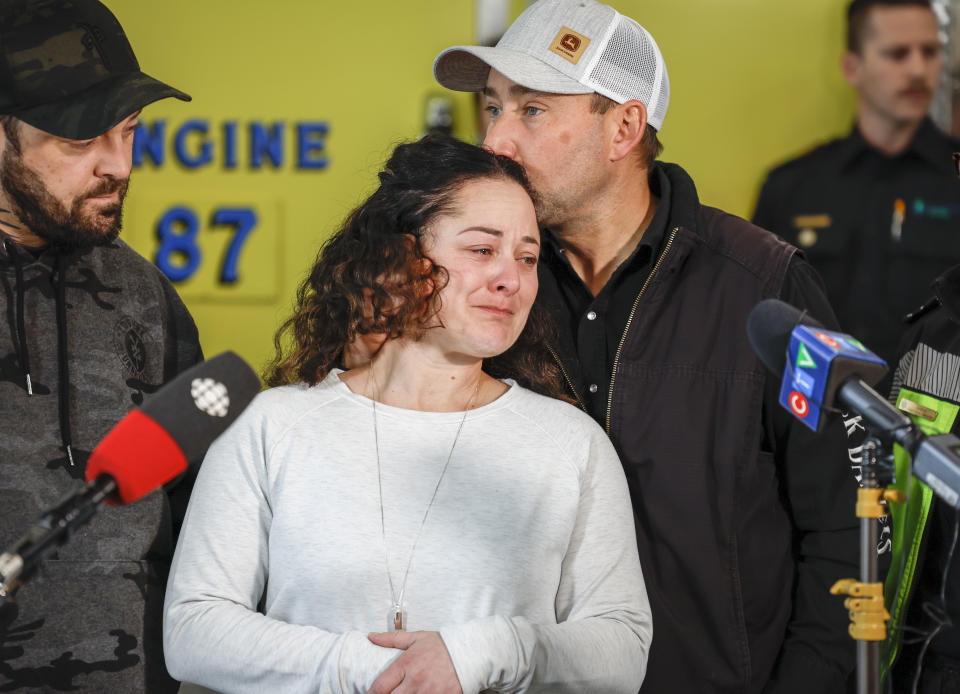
191,378 -> 230,417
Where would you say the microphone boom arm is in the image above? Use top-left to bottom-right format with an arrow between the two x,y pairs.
0,475 -> 117,602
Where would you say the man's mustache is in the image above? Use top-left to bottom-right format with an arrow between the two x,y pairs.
900,81 -> 933,97
82,178 -> 128,200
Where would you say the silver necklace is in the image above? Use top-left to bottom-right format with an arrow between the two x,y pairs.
372,377 -> 480,631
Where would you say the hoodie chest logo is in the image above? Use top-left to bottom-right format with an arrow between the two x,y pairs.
113,317 -> 147,376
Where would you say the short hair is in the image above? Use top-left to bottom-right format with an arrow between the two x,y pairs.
590,93 -> 663,171
264,133 -> 566,398
847,0 -> 933,53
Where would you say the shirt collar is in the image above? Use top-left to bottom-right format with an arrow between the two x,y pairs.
910,117 -> 956,173
935,264 -> 960,324
838,117 -> 954,173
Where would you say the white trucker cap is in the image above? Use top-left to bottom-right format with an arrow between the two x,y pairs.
434,0 -> 670,131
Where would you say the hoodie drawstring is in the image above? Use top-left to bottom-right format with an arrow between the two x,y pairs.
3,240 -> 76,467
53,252 -> 74,467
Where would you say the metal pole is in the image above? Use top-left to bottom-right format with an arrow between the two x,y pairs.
858,518 -> 880,694
858,438 -> 881,694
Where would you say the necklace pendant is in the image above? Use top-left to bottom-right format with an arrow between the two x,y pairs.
390,604 -> 405,631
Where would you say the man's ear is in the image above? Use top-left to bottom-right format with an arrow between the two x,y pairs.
842,51 -> 861,89
608,100 -> 648,163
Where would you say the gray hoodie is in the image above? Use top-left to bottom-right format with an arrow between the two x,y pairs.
0,236 -> 202,692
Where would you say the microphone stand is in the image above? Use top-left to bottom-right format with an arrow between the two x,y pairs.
831,434 -> 903,694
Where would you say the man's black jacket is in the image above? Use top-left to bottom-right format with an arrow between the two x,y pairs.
538,162 -> 860,693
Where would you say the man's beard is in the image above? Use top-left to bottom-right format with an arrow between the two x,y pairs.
0,144 -> 129,251
529,179 -> 581,230
530,189 -> 565,229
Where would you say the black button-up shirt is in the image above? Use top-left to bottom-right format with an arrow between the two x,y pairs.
543,165 -> 827,428
541,166 -> 672,420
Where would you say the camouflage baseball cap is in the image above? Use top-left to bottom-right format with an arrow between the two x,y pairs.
0,0 -> 190,140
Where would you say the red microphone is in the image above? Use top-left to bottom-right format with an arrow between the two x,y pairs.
84,409 -> 188,505
0,351 -> 260,600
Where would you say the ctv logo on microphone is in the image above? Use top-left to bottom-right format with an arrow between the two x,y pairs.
778,324 -> 885,432
779,325 -> 835,431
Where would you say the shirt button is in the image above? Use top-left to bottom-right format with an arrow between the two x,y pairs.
589,384 -> 598,393
586,311 -> 597,321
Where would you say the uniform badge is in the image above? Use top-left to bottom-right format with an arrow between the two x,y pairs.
792,214 -> 832,248
898,396 -> 938,422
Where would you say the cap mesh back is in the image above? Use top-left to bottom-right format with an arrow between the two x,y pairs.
586,16 -> 669,130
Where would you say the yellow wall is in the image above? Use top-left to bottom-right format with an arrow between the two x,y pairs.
111,0 -> 856,376
113,1 -> 477,375
625,0 -> 856,216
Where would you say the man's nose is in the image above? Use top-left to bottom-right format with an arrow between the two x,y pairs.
483,117 -> 519,163
93,129 -> 133,179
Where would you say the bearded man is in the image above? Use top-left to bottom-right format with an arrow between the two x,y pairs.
0,1 -> 201,691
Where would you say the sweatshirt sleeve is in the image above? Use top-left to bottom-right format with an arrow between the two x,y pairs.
439,422 -> 652,694
162,402 -> 400,694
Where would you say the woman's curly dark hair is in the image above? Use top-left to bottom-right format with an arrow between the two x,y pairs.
263,134 -> 567,399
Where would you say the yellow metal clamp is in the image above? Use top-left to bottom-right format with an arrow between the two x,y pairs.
855,488 -> 905,518
831,488 -> 905,642
830,580 -> 890,641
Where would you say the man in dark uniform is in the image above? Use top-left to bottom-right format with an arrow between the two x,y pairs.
753,0 -> 960,365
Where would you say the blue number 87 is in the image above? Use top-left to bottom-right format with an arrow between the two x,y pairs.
155,206 -> 258,284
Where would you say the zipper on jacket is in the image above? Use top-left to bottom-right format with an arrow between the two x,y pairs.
547,343 -> 588,412
605,226 -> 679,435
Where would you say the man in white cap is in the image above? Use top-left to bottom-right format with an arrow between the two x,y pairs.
433,1 -> 860,692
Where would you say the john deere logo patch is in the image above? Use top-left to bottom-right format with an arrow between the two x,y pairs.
550,27 -> 590,64
561,34 -> 580,52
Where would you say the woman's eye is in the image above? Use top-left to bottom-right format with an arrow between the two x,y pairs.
520,255 -> 538,266
472,247 -> 492,256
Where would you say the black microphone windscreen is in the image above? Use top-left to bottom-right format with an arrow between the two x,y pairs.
747,299 -> 825,376
140,351 -> 261,462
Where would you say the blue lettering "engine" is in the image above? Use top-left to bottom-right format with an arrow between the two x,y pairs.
133,119 -> 330,171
